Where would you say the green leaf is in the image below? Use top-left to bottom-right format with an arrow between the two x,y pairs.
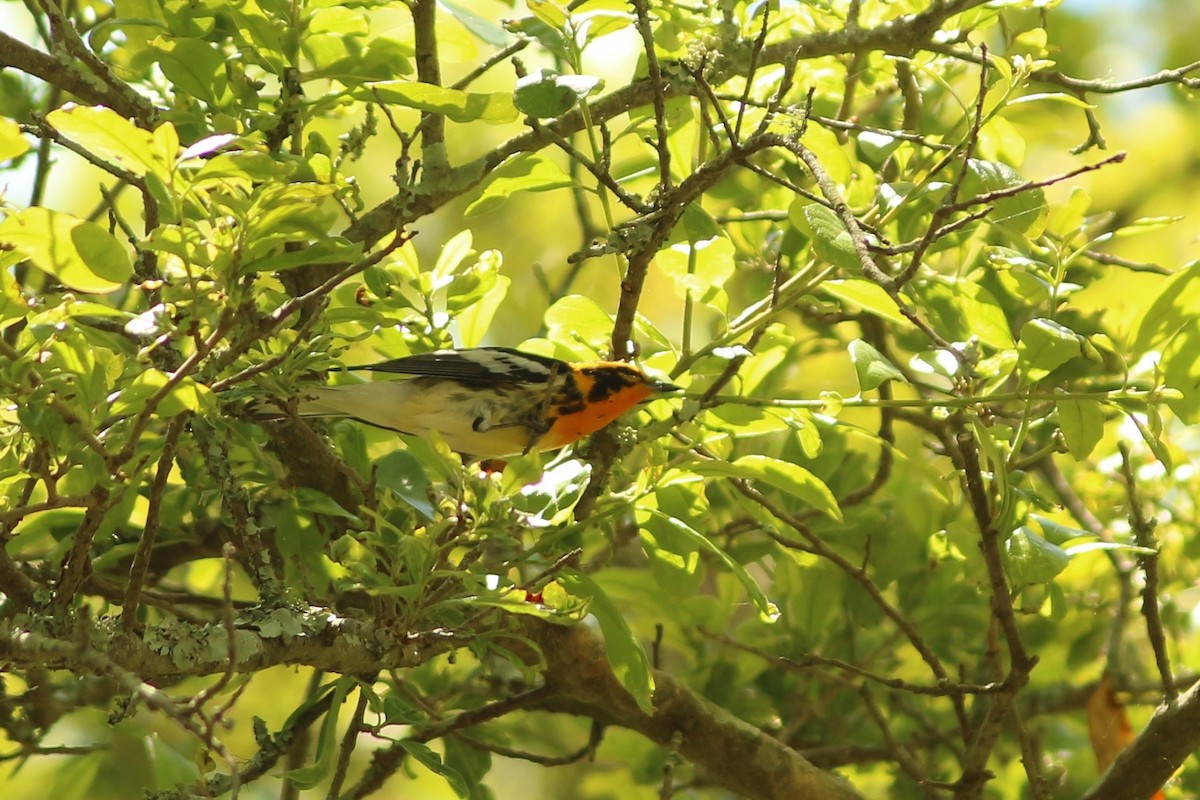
155,37 -> 226,104
444,253 -> 502,314
526,0 -> 568,30
543,294 -> 613,352
849,338 -> 907,392
1063,540 -> 1157,558
639,509 -> 702,596
441,737 -> 492,800
0,207 -> 133,293
578,9 -> 635,43
513,68 -> 601,118
801,123 -> 854,184
145,732 -> 202,789
1017,318 -> 1082,380
514,459 -> 592,527
640,508 -> 778,622
1131,260 -> 1200,352
193,150 -> 294,182
285,677 -> 351,789
460,585 -> 588,621
559,571 -> 655,714
502,15 -> 569,60
46,105 -> 164,178
1029,514 -> 1092,545
789,202 -> 861,272
656,233 -> 735,314
48,749 -> 105,800
1160,325 -> 1200,423
821,279 -> 911,327
399,740 -> 469,797
0,116 -> 30,161
441,0 -> 510,46
1126,410 -> 1173,471
292,487 -> 362,521
430,229 -> 476,289
922,279 -> 1015,350
465,152 -> 575,216
108,369 -> 212,418
684,456 -> 842,521
456,273 -> 509,347
1056,396 -> 1104,460
1005,526 -> 1069,585
356,81 -> 518,124
1006,92 -> 1094,111
0,276 -> 29,328
160,377 -> 212,416
244,239 -> 364,273
963,158 -> 1048,236
307,5 -> 369,37
375,450 -> 434,518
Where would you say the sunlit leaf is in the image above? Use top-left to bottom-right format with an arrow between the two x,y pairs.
0,116 -> 30,161
1005,525 -> 1069,585
683,456 -> 842,521
922,279 -> 1015,350
821,279 -> 912,327
789,202 -> 860,272
1018,318 -> 1081,380
514,68 -> 601,118
640,508 -> 777,622
465,152 -> 575,216
656,234 -> 735,314
543,294 -> 613,353
559,571 -> 655,714
849,338 -> 908,391
1132,259 -> 1200,351
357,81 -> 518,124
527,0 -> 569,29
46,104 -> 164,178
963,159 -> 1047,236
1057,396 -> 1104,460
0,207 -> 132,293
155,37 -> 227,104
375,450 -> 434,518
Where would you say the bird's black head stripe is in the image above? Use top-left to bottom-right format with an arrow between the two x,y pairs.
583,365 -> 642,402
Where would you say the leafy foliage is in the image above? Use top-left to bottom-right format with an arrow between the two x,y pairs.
1,0 -> 1199,798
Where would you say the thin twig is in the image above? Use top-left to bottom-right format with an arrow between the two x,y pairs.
701,628 -> 1004,697
1118,443 -> 1175,698
122,415 -> 189,629
630,0 -> 672,193
327,688 -> 369,800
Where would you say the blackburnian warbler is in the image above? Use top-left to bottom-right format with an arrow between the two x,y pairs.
275,347 -> 681,459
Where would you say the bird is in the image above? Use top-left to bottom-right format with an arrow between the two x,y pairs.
265,347 -> 682,459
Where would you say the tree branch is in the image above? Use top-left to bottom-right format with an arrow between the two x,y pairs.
0,30 -> 155,126
1081,678 -> 1200,800
525,620 -> 865,800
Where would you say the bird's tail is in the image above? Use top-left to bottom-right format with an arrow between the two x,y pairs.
243,388 -> 358,422
249,382 -> 417,434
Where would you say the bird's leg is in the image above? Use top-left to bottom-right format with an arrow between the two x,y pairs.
523,361 -> 563,454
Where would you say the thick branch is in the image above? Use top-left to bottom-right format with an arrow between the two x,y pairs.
1,613 -> 447,681
526,621 -> 864,800
1081,678 -> 1200,800
0,30 -> 155,126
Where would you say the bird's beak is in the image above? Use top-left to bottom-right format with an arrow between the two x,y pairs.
649,378 -> 683,395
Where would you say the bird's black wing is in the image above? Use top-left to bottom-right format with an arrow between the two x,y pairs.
349,347 -> 568,386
